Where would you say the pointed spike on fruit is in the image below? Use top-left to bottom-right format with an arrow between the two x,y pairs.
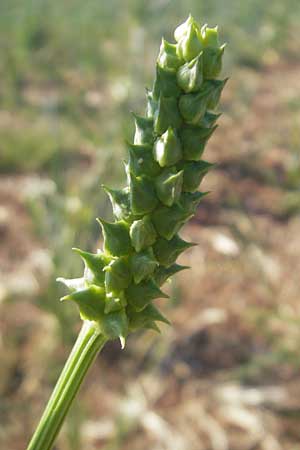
104,256 -> 131,292
153,264 -> 190,286
200,23 -> 208,37
199,111 -> 221,128
153,235 -> 197,266
151,201 -> 194,240
176,17 -> 203,62
155,168 -> 183,207
72,248 -> 108,286
153,126 -> 182,167
181,160 -> 215,192
102,185 -> 131,221
97,218 -> 132,257
177,52 -> 204,93
146,88 -> 158,118
179,81 -> 216,125
179,191 -> 210,216
72,247 -> 108,265
180,124 -> 218,161
104,291 -> 127,314
132,113 -> 154,145
207,78 -> 228,109
202,25 -> 220,48
129,215 -> 157,252
157,38 -> 182,70
119,335 -> 126,349
203,47 -> 225,79
129,172 -> 158,215
174,14 -> 199,43
145,322 -> 161,333
126,141 -> 161,178
60,285 -> 106,322
174,14 -> 193,41
153,95 -> 182,135
131,247 -> 158,284
56,277 -> 85,292
153,64 -> 181,99
126,279 -> 169,312
99,309 -> 129,341
145,303 -> 171,325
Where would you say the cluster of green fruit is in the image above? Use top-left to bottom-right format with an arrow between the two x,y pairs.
58,15 -> 227,347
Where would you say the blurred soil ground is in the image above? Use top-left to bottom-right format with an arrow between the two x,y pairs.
1,58 -> 300,450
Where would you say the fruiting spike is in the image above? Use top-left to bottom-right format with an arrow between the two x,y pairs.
58,15 -> 227,339
29,16 -> 229,450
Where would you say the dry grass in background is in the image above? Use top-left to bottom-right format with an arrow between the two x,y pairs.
1,1 -> 300,449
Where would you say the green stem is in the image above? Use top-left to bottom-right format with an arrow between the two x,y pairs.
26,321 -> 107,450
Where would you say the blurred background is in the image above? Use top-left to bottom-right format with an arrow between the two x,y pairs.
1,1 -> 300,449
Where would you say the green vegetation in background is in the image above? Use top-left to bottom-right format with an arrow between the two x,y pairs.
1,0 -> 300,328
1,3 -> 300,448
0,0 -> 299,171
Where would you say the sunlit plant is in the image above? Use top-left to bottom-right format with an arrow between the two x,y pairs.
26,15 -> 227,450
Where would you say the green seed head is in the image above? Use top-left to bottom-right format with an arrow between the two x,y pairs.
59,15 -> 227,345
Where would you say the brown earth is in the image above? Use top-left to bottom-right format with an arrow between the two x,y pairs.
1,61 -> 300,450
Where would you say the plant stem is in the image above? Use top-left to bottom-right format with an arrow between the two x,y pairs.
26,321 -> 107,450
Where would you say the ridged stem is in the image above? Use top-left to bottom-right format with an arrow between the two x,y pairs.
26,321 -> 107,450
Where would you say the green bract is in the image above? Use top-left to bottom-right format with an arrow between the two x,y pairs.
58,15 -> 227,346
